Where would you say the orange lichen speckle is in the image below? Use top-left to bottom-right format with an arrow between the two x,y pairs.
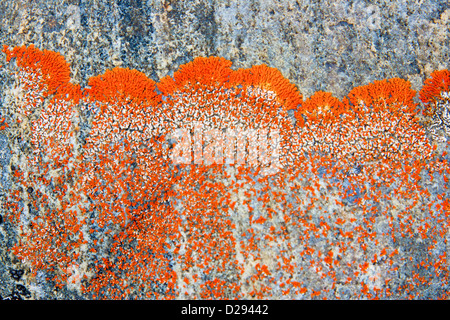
2,44 -> 450,300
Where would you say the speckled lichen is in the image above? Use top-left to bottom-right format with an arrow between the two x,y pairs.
0,0 -> 450,300
1,44 -> 449,300
0,0 -> 449,97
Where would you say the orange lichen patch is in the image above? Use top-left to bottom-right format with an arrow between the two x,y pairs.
2,44 -> 81,123
158,57 -> 233,96
157,56 -> 297,168
7,44 -> 81,169
0,116 -> 8,130
419,70 -> 450,106
302,78 -> 432,168
157,56 -> 299,299
3,44 -> 450,300
30,97 -> 78,168
84,200 -> 179,299
346,78 -> 417,114
78,67 -> 177,299
298,91 -> 344,122
85,67 -> 160,105
230,64 -> 303,114
82,67 -> 161,158
285,75 -> 450,299
170,165 -> 242,299
418,70 -> 450,141
3,44 -> 72,97
2,45 -> 83,289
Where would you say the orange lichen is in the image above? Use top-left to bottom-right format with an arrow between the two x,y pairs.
158,57 -> 233,96
231,64 -> 303,113
418,70 -> 450,141
0,117 -> 8,130
286,77 -> 450,299
419,70 -> 450,106
2,44 -> 78,101
3,45 -> 83,289
346,78 -> 417,115
79,66 -> 176,299
86,67 -> 160,105
2,44 -> 450,300
156,56 -> 300,299
298,91 -> 344,122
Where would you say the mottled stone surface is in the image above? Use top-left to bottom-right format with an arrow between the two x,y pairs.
0,0 -> 449,300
